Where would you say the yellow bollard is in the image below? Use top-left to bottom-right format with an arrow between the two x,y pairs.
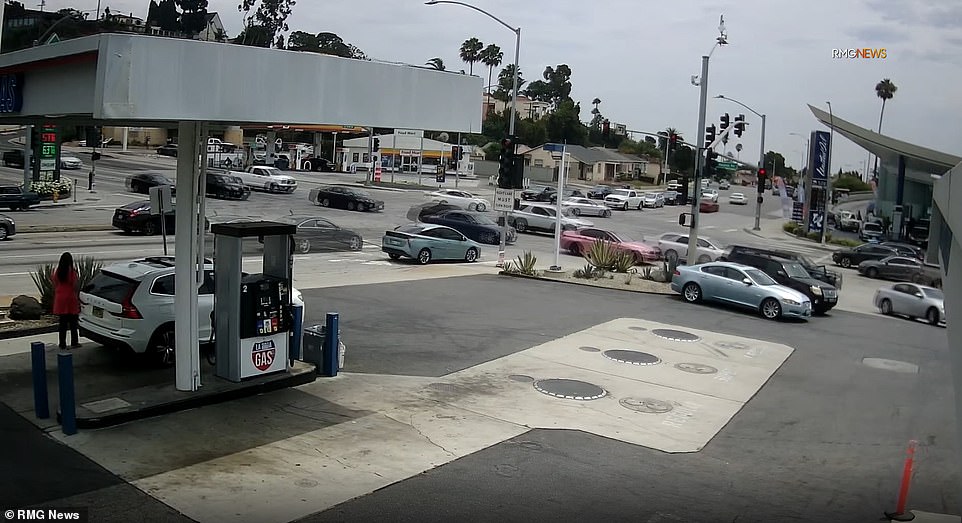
52,189 -> 59,203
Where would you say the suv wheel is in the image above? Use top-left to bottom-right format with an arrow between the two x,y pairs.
148,326 -> 176,367
838,256 -> 852,268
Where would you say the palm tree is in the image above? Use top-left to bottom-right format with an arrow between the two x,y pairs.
592,98 -> 601,112
425,57 -> 446,71
872,78 -> 897,177
459,38 -> 484,75
480,44 -> 502,95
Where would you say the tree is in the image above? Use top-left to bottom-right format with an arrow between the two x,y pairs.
425,57 -> 445,71
287,31 -> 366,58
480,44 -> 502,94
147,0 -> 181,32
544,99 -> 587,145
872,78 -> 897,176
494,64 -> 525,102
459,38 -> 483,75
176,0 -> 209,35
589,97 -> 603,129
237,0 -> 296,48
526,64 -> 573,108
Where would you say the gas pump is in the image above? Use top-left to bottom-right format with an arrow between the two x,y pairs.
210,221 -> 297,382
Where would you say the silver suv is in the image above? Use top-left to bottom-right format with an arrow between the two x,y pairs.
78,256 -> 304,365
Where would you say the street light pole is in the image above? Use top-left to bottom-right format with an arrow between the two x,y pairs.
425,0 -> 520,268
687,16 -> 727,266
714,94 -> 765,230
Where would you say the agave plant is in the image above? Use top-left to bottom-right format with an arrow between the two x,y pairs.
584,240 -> 620,271
611,252 -> 637,273
31,256 -> 103,313
661,257 -> 680,283
513,251 -> 538,276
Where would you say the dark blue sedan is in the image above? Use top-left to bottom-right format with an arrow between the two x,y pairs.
420,209 -> 517,245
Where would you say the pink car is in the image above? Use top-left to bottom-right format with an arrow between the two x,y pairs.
560,227 -> 661,263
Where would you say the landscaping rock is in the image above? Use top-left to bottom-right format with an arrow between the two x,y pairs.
8,295 -> 42,320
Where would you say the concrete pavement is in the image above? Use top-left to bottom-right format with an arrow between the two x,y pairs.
1,272 -> 953,521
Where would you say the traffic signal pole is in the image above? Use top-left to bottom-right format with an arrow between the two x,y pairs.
753,114 -> 766,231
686,55 -> 710,266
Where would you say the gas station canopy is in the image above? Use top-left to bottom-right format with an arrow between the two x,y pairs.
0,33 -> 483,131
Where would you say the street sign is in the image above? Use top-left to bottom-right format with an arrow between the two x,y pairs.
718,162 -> 738,170
396,129 -> 424,138
543,143 -> 563,152
494,188 -> 515,211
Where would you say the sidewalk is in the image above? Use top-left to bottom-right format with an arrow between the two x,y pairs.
743,219 -> 842,253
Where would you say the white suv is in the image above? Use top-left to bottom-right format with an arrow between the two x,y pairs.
78,257 -> 304,366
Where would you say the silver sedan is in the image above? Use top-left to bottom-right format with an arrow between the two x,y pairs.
873,282 -> 945,325
560,197 -> 612,218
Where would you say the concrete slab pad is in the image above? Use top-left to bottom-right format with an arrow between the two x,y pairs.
416,351 -> 741,453
132,409 -> 525,523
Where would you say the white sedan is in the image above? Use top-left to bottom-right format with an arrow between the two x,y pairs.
701,189 -> 719,202
728,192 -> 748,205
656,232 -> 726,264
425,189 -> 491,212
60,155 -> 84,169
560,197 -> 612,217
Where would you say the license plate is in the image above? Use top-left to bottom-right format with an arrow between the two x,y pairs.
93,306 -> 103,318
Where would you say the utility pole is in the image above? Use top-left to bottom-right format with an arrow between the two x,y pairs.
686,55 -> 710,265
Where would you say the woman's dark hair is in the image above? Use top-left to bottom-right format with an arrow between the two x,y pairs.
56,252 -> 74,283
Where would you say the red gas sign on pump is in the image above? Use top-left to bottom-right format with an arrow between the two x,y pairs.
373,165 -> 382,182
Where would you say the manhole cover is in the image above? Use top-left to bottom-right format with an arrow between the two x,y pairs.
714,341 -> 750,350
674,362 -> 718,374
629,326 -> 648,332
579,346 -> 601,353
508,374 -> 534,383
862,358 -> 919,374
652,328 -> 701,342
603,350 -> 661,366
533,379 -> 607,401
620,398 -> 674,414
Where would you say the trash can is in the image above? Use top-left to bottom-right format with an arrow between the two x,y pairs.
289,304 -> 304,361
301,325 -> 345,375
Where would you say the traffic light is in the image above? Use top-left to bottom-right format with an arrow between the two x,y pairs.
705,124 -> 716,145
757,167 -> 767,193
372,137 -> 380,151
668,133 -> 677,148
498,136 -> 517,189
602,119 -> 610,137
719,113 -> 730,132
704,149 -> 719,177
734,114 -> 745,138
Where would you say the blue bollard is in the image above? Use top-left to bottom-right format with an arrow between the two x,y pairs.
31,342 -> 49,419
290,305 -> 303,362
322,312 -> 339,377
57,352 -> 77,435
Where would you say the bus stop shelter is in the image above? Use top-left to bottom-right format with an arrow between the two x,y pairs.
0,33 -> 482,392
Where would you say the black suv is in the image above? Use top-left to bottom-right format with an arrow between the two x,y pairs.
721,249 -> 839,314
721,245 -> 843,289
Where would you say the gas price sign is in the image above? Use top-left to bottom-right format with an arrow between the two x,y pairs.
33,123 -> 61,182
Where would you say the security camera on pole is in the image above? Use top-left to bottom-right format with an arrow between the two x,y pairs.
685,15 -> 728,265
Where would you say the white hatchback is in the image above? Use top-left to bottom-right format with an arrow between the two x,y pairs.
79,257 -> 304,366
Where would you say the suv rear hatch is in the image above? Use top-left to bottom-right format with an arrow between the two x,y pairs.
79,271 -> 141,330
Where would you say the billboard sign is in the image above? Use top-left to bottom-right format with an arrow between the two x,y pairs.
809,130 -> 830,188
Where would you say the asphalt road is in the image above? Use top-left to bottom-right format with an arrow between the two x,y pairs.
289,275 -> 956,522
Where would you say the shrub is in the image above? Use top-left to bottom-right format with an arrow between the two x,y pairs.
661,257 -> 679,283
573,263 -> 597,279
783,222 -> 800,233
31,256 -> 103,313
611,251 -> 636,273
30,180 -> 73,198
640,266 -> 654,280
584,240 -> 620,271
513,251 -> 538,276
830,237 -> 862,248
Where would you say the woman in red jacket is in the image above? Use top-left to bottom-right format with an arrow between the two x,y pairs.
52,252 -> 82,349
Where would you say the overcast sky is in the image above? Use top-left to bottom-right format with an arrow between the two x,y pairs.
41,0 -> 962,173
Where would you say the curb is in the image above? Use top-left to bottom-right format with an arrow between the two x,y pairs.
0,323 -> 57,341
20,224 -> 115,233
498,270 -> 675,296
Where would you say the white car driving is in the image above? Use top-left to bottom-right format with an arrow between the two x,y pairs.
506,203 -> 594,234
701,189 -> 719,202
656,232 -> 726,264
425,189 -> 491,212
728,192 -> 748,205
642,192 -> 665,208
560,197 -> 612,217
60,155 -> 84,169
604,188 -> 645,210
79,256 -> 304,366
230,166 -> 298,193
